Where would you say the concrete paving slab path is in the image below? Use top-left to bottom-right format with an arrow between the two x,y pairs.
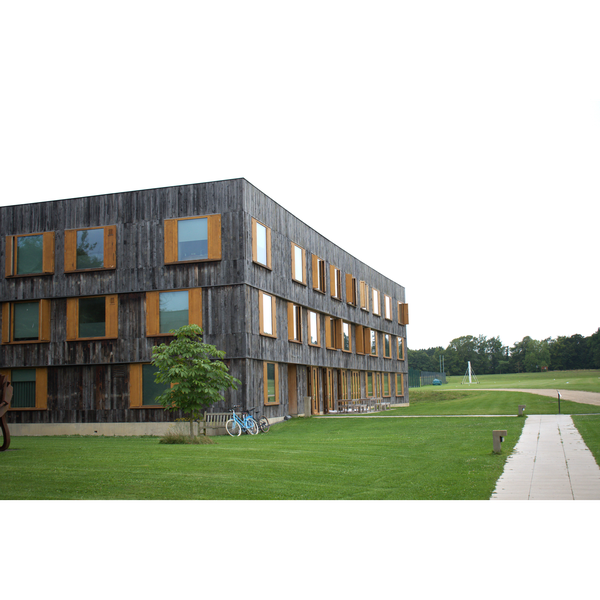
491,414 -> 600,500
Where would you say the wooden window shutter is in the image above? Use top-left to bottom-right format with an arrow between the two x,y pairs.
66,298 -> 78,340
345,273 -> 352,303
287,302 -> 294,340
265,225 -> 272,269
188,288 -> 203,328
325,317 -> 332,349
64,229 -> 77,272
42,232 -> 55,274
400,303 -> 409,325
146,291 -> 160,336
334,318 -> 343,350
330,265 -> 336,297
5,236 -> 14,276
164,219 -> 177,264
355,325 -> 364,354
104,226 -> 116,269
35,367 -> 48,409
207,214 -> 222,261
364,328 -> 371,354
1,303 -> 10,344
106,295 -> 119,338
37,299 -> 51,342
129,364 -> 143,408
312,254 -> 319,290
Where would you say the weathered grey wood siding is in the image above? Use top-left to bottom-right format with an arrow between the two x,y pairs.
1,178 -> 409,424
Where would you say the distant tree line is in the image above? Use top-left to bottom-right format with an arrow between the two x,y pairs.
408,328 -> 600,376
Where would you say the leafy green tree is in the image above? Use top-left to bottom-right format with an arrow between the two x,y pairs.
151,325 -> 240,439
523,338 -> 551,372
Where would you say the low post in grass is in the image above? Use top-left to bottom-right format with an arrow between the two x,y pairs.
518,405 -> 526,417
493,430 -> 507,454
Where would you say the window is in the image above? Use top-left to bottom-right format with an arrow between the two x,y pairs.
325,316 -> 336,350
5,232 -> 55,277
2,300 -> 51,344
384,295 -> 392,320
330,266 -> 342,300
342,321 -> 351,353
146,288 -> 202,336
397,337 -> 405,360
129,363 -> 171,408
351,371 -> 361,400
0,368 -> 47,410
345,274 -> 357,305
308,310 -> 320,347
164,215 -> 221,264
312,255 -> 326,293
64,226 -> 116,272
383,373 -> 391,397
252,218 -> 272,269
374,372 -> 382,398
287,302 -> 302,342
383,334 -> 392,358
339,370 -> 348,400
359,281 -> 369,311
398,302 -> 409,325
396,373 -> 405,396
366,372 -> 374,397
369,330 -> 378,356
66,295 -> 118,340
259,291 -> 277,337
291,242 -> 306,284
372,289 -> 381,316
264,362 -> 279,405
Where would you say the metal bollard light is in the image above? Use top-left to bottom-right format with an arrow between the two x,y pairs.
518,405 -> 526,417
493,430 -> 507,454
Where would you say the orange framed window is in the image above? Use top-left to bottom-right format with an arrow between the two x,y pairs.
66,295 -> 118,340
146,288 -> 202,337
252,218 -> 272,269
287,302 -> 302,342
369,330 -> 378,356
397,337 -> 405,360
64,226 -> 116,272
2,300 -> 51,344
359,281 -> 369,311
308,310 -> 320,347
384,294 -> 392,320
396,373 -> 405,397
330,265 -> 342,300
383,333 -> 392,359
291,242 -> 306,284
372,288 -> 381,316
0,367 -> 48,410
383,373 -> 391,397
346,274 -> 357,306
312,254 -> 326,293
259,291 -> 277,338
5,232 -> 55,277
129,363 -> 172,408
264,362 -> 279,405
164,215 -> 221,264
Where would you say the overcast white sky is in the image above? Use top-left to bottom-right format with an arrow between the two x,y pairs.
1,1 -> 599,352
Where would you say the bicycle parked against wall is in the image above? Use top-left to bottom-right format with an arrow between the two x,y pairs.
247,407 -> 270,433
225,406 -> 259,436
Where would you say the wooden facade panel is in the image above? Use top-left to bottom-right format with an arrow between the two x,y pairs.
2,179 -> 407,424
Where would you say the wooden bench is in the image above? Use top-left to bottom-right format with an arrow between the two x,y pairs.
202,412 -> 233,435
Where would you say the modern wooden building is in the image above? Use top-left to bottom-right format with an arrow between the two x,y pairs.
0,178 -> 409,433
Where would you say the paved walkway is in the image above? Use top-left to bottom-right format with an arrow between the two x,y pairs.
491,415 -> 600,500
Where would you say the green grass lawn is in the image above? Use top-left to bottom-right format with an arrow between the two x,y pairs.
1,414 -> 522,501
395,388 -> 600,416
571,415 -> 600,466
442,369 -> 600,393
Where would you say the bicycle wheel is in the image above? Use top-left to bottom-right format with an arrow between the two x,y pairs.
258,416 -> 270,433
225,419 -> 241,437
246,418 -> 259,435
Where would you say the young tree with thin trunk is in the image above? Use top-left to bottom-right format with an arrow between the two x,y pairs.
152,325 -> 240,439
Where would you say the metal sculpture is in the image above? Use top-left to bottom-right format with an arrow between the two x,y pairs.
0,375 -> 13,451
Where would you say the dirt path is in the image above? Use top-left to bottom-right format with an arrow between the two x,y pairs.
477,388 -> 600,407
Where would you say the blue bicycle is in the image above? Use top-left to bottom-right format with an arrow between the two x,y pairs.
225,406 -> 259,436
